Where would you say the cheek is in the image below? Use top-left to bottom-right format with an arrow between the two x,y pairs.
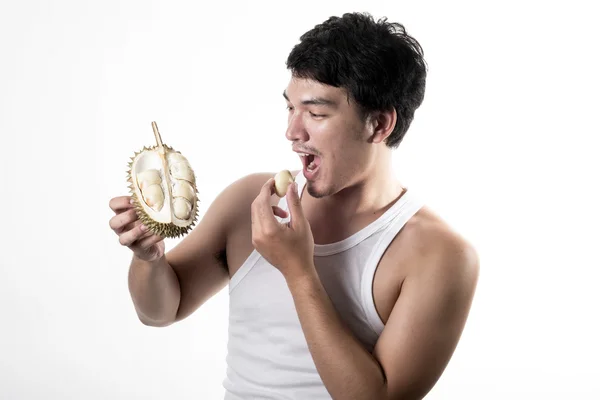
305,117 -> 327,133
308,119 -> 344,144
334,142 -> 365,171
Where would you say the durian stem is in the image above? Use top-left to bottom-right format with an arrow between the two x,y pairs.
152,121 -> 164,152
151,120 -> 174,223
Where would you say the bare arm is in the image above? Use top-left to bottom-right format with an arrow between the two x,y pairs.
285,231 -> 480,399
128,254 -> 181,327
373,236 -> 480,399
112,172 -> 273,327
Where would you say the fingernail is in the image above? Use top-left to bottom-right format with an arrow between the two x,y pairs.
293,182 -> 298,194
141,224 -> 148,231
129,198 -> 135,204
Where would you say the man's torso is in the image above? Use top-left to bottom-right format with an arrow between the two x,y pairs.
221,171 -> 436,326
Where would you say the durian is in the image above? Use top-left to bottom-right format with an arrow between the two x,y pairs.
274,170 -> 295,197
126,121 -> 199,238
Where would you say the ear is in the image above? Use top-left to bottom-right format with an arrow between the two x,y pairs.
368,107 -> 397,144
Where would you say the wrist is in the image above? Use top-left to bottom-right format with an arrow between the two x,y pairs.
285,266 -> 319,292
133,253 -> 167,270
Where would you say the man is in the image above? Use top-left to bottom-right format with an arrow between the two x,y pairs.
109,12 -> 479,400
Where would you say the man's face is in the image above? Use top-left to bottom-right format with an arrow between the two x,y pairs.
284,77 -> 372,198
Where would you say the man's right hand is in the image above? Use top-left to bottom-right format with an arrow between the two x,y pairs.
109,196 -> 165,262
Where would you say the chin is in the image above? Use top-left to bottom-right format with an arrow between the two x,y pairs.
306,184 -> 325,198
305,179 -> 336,199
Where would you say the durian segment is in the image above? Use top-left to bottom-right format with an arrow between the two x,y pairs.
140,183 -> 165,211
172,180 -> 195,201
274,169 -> 295,197
127,139 -> 200,238
172,197 -> 193,221
170,180 -> 195,221
165,150 -> 198,227
137,169 -> 162,190
167,151 -> 188,164
130,147 -> 172,224
169,161 -> 195,183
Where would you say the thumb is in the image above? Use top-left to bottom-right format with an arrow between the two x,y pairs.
286,181 -> 304,227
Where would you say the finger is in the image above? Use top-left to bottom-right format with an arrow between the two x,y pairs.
110,208 -> 139,233
109,196 -> 134,213
286,181 -> 305,228
261,177 -> 276,196
134,233 -> 164,250
118,218 -> 142,235
254,178 -> 278,225
133,223 -> 155,240
272,206 -> 289,219
119,223 -> 149,247
124,221 -> 155,247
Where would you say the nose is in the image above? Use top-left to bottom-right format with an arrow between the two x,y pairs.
285,111 -> 308,142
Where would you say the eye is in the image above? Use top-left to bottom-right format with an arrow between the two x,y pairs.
310,112 -> 326,118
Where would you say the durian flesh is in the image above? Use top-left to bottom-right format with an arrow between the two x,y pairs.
127,125 -> 199,238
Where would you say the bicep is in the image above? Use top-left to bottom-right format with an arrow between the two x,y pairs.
167,173 -> 270,321
372,243 -> 479,399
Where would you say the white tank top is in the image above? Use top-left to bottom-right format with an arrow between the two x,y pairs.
222,173 -> 425,399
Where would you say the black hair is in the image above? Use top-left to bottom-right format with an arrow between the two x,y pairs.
286,12 -> 427,148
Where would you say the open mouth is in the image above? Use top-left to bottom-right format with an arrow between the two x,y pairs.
300,152 -> 321,178
306,154 -> 316,171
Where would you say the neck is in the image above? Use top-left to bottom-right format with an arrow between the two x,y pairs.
313,149 -> 405,218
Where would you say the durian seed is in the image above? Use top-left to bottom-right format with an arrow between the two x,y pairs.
137,169 -> 162,190
167,152 -> 187,164
172,197 -> 192,220
170,162 -> 195,182
141,183 -> 165,211
274,170 -> 295,197
172,180 -> 195,200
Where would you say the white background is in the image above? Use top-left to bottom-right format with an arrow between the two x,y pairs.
1,0 -> 598,399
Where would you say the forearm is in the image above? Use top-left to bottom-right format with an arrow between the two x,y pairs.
128,254 -> 181,326
286,269 -> 388,400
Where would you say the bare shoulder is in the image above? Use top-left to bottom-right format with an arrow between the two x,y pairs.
401,206 -> 480,286
230,169 -> 302,212
221,171 -> 280,219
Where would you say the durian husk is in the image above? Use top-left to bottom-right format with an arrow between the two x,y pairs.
126,123 -> 200,239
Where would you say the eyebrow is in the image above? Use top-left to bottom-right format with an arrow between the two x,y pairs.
283,90 -> 337,108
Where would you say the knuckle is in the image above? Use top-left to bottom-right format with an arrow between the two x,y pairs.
119,233 -> 134,247
263,227 -> 277,237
